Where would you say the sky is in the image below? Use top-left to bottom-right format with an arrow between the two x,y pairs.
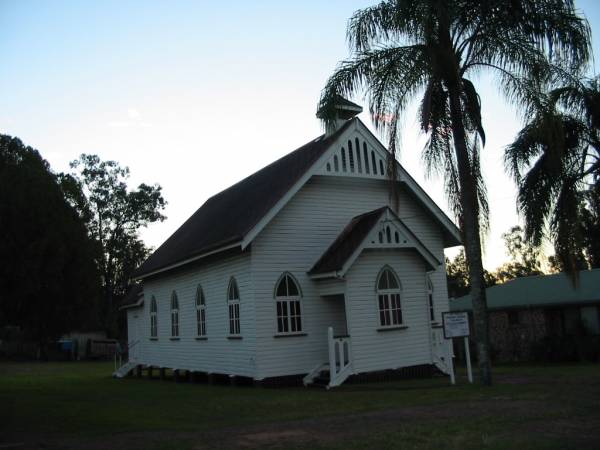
1,0 -> 599,270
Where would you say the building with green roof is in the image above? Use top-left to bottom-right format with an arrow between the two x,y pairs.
450,269 -> 600,362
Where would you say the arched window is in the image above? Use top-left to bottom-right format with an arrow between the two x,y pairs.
341,147 -> 347,171
333,155 -> 339,171
227,278 -> 241,335
274,273 -> 302,334
170,291 -> 179,338
196,285 -> 206,337
427,276 -> 435,322
376,268 -> 402,327
150,296 -> 158,338
379,159 -> 385,176
386,226 -> 391,243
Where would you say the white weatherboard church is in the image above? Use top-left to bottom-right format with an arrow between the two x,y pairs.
118,99 -> 459,388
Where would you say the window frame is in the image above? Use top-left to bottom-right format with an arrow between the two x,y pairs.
274,272 -> 304,336
195,285 -> 207,338
150,296 -> 158,339
227,278 -> 241,336
427,276 -> 436,323
170,291 -> 180,339
376,267 -> 404,329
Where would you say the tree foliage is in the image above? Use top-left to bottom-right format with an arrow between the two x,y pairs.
505,76 -> 600,280
581,181 -> 600,268
494,226 -> 544,283
0,136 -> 101,350
319,0 -> 590,385
60,154 -> 166,335
446,250 -> 496,297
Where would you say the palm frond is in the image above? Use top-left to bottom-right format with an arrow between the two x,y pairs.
460,78 -> 485,146
319,44 -> 429,134
347,0 -> 435,51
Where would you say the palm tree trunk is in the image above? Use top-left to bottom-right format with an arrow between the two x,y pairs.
447,87 -> 493,386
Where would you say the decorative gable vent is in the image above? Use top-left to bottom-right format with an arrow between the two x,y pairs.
323,137 -> 387,179
372,221 -> 409,247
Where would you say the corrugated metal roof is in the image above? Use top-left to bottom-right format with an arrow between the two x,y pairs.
450,269 -> 600,311
134,120 -> 354,278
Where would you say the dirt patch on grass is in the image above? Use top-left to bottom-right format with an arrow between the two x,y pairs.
10,398 -> 558,450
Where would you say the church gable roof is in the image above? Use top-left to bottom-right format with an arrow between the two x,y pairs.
135,121 -> 354,278
136,116 -> 461,280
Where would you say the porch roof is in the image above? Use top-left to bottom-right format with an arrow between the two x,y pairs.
119,283 -> 144,310
309,207 -> 386,276
308,206 -> 440,277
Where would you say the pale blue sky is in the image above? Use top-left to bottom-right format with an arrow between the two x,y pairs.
1,1 -> 599,269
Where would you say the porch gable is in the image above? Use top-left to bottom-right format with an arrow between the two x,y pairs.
308,207 -> 441,280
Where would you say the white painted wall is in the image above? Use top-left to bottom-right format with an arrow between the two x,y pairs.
251,173 -> 449,379
128,126 -> 452,379
134,252 -> 256,377
345,250 -> 431,373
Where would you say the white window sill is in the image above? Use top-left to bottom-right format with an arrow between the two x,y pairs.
195,336 -> 208,341
169,337 -> 180,341
377,325 -> 408,332
227,335 -> 243,340
273,332 -> 307,338
149,337 -> 158,341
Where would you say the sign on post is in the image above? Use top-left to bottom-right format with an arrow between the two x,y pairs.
442,312 -> 470,338
442,312 -> 473,384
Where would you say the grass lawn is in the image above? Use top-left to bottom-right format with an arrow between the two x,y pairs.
1,361 -> 599,449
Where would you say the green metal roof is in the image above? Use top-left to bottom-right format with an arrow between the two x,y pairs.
450,269 -> 600,312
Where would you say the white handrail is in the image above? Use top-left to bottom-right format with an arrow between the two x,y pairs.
430,328 -> 455,383
328,327 -> 336,379
327,326 -> 352,387
114,339 -> 140,371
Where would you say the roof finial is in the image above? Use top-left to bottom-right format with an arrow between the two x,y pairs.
317,96 -> 363,136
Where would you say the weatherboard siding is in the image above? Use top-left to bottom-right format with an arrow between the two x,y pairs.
127,168 -> 452,379
345,251 -> 431,372
251,175 -> 448,378
136,253 -> 256,377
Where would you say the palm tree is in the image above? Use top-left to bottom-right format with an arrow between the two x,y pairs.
505,77 -> 600,278
319,0 -> 590,385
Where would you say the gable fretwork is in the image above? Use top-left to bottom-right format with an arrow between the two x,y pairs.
320,134 -> 388,179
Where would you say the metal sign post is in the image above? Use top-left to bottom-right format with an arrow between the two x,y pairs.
442,311 -> 473,384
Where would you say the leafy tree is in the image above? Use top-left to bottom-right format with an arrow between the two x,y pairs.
0,136 -> 100,356
494,226 -> 544,283
505,77 -> 600,280
60,155 -> 166,335
446,250 -> 496,297
319,0 -> 590,385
